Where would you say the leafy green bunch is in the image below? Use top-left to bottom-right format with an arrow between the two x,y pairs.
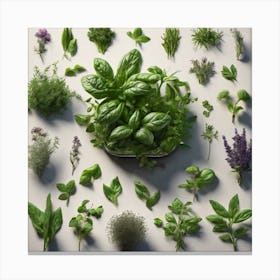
206,194 -> 252,251
178,165 -> 216,201
191,28 -> 223,50
189,57 -> 215,85
28,63 -> 78,118
87,28 -> 115,54
28,194 -> 63,251
161,28 -> 181,58
28,127 -> 59,177
217,89 -> 250,123
69,200 -> 104,251
107,211 -> 147,251
77,49 -> 196,167
154,198 -> 202,251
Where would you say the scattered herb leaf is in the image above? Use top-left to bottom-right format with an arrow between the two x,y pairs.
221,64 -> 237,81
79,164 -> 102,186
127,28 -> 150,46
103,176 -> 122,206
56,180 -> 76,206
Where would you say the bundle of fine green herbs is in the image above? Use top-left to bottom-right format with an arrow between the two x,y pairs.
28,63 -> 78,118
76,49 -> 196,167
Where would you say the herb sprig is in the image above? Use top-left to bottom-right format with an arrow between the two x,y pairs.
69,200 -> 103,251
79,164 -> 102,186
28,194 -> 63,251
87,28 -> 115,54
189,57 -> 215,85
221,64 -> 237,81
161,28 -> 181,59
127,28 -> 150,46
206,194 -> 252,251
191,28 -> 223,50
56,180 -> 76,206
201,123 -> 218,160
217,89 -> 250,123
231,28 -> 245,61
134,180 -> 160,210
103,177 -> 123,206
61,28 -> 77,60
202,100 -> 213,117
154,198 -> 202,251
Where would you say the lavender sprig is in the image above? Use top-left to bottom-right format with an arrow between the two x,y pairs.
70,136 -> 81,175
222,128 -> 252,186
34,28 -> 51,63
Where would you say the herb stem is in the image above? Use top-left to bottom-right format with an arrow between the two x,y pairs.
207,141 -> 211,160
78,236 -> 82,251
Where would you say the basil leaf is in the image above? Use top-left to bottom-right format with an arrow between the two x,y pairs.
97,101 -> 124,124
128,109 -> 141,131
66,180 -> 76,194
136,35 -> 150,43
79,173 -> 92,186
146,191 -> 160,210
65,68 -> 76,77
233,227 -> 249,238
134,180 -> 150,200
213,224 -> 228,232
115,49 -> 142,86
103,184 -> 114,203
206,215 -> 227,225
123,81 -> 151,97
28,202 -> 45,237
56,183 -> 67,192
209,200 -> 229,218
43,194 -> 52,249
133,28 -> 142,37
147,66 -> 163,75
228,194 -> 240,218
233,209 -> 252,223
217,90 -> 230,101
89,205 -> 104,218
237,89 -> 250,102
135,127 -> 154,145
68,38 -> 77,56
73,64 -> 86,73
164,223 -> 176,236
58,193 -> 69,200
185,165 -> 200,174
165,213 -> 176,224
103,177 -> 122,206
154,218 -> 163,227
142,112 -> 171,132
199,168 -> 215,184
219,233 -> 233,243
50,208 -> 63,241
109,125 -> 133,141
74,114 -> 91,126
94,58 -> 114,81
129,73 -> 161,83
62,28 -> 73,52
160,137 -> 177,153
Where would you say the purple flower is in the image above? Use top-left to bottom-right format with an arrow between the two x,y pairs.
31,127 -> 47,140
222,128 -> 252,185
35,28 -> 51,42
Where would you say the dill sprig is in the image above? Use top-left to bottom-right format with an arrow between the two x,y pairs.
161,28 -> 181,59
191,28 -> 223,50
231,28 -> 245,61
189,57 -> 215,85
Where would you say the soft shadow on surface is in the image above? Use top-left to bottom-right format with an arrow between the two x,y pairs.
39,163 -> 57,185
240,42 -> 251,63
136,240 -> 154,251
196,176 -> 220,201
240,171 -> 252,191
106,119 -> 205,192
49,239 -> 60,251
238,111 -> 252,129
47,102 -> 75,125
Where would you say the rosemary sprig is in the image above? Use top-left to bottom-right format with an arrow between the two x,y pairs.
161,28 -> 181,59
192,28 -> 223,50
231,28 -> 245,61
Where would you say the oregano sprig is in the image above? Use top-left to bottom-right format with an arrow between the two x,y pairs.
56,180 -> 76,206
178,165 -> 216,201
202,100 -> 213,117
134,180 -> 160,210
154,198 -> 202,251
69,200 -> 103,251
206,194 -> 252,251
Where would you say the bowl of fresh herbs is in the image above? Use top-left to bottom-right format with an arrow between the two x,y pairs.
75,49 -> 196,166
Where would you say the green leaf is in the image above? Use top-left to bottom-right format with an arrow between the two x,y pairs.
185,165 -> 200,174
74,114 -> 90,126
43,194 -> 52,248
209,200 -> 229,218
206,214 -> 227,225
146,191 -> 160,210
133,28 -> 143,37
79,173 -> 92,186
79,164 -> 102,186
69,217 -> 78,227
62,28 -> 73,52
234,106 -> 244,114
142,112 -> 171,132
56,183 -> 67,192
68,38 -> 77,56
28,202 -> 45,237
50,208 -> 63,241
103,177 -> 122,206
73,64 -> 86,73
134,180 -> 150,200
136,35 -> 150,43
219,233 -> 233,243
135,127 -> 154,145
65,68 -> 76,77
227,103 -> 234,113
165,213 -> 177,224
164,223 -> 176,236
233,227 -> 250,238
128,109 -> 141,131
109,125 -> 133,141
124,81 -> 151,97
154,218 -> 163,227
228,194 -> 240,218
199,168 -> 215,184
58,193 -> 69,200
217,90 -> 230,101
93,58 -> 114,81
233,209 -> 252,223
221,65 -> 237,81
66,180 -> 76,194
89,205 -> 104,218
213,224 -> 228,232
237,89 -> 250,102
78,205 -> 87,213
103,184 -> 114,204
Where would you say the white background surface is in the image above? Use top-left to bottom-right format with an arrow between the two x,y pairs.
28,27 -> 252,253
1,0 -> 280,279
